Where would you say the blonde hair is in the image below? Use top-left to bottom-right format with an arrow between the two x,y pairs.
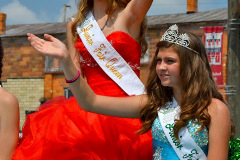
71,0 -> 148,56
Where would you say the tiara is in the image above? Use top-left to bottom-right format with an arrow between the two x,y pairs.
160,24 -> 199,54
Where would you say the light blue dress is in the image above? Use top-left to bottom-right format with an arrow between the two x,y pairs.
151,117 -> 209,160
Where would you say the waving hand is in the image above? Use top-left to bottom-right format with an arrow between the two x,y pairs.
27,33 -> 69,59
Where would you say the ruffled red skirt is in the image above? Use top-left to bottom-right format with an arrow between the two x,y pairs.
12,96 -> 152,160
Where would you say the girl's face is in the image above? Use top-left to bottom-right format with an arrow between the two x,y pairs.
156,47 -> 181,90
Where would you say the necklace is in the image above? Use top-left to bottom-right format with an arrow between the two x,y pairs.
100,16 -> 109,31
92,11 -> 109,31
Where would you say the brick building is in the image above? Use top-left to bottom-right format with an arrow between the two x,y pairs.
0,23 -> 68,127
0,6 -> 228,129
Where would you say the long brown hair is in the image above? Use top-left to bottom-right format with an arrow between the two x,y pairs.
71,0 -> 148,56
137,32 -> 235,139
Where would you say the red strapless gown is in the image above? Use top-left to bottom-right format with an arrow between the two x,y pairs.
12,31 -> 153,160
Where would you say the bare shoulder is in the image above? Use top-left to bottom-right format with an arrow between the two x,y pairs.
207,99 -> 230,159
0,88 -> 19,112
67,19 -> 73,30
208,98 -> 230,119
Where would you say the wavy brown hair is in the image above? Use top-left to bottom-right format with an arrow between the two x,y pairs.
71,0 -> 148,56
137,32 -> 235,139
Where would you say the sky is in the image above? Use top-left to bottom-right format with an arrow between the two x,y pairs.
0,0 -> 228,25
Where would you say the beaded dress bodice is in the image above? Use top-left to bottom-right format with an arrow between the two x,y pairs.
75,31 -> 141,97
151,117 -> 209,160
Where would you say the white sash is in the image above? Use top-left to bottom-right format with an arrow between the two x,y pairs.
76,12 -> 145,96
158,97 -> 207,160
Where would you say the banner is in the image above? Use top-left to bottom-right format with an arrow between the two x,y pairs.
0,13 -> 7,35
203,26 -> 223,85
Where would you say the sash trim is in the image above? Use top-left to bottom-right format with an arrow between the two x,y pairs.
76,12 -> 145,96
158,97 -> 207,160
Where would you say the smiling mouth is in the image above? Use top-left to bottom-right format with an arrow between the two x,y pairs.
160,74 -> 169,77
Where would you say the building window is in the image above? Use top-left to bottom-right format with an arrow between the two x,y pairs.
25,110 -> 35,118
45,56 -> 63,72
64,86 -> 73,99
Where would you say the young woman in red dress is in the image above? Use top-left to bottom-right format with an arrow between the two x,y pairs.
13,0 -> 153,159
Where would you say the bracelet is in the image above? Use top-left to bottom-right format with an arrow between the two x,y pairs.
65,70 -> 80,83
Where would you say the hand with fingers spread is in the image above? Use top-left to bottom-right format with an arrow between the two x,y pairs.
27,33 -> 69,60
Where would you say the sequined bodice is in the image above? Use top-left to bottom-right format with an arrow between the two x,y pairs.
75,31 -> 141,97
151,118 -> 209,160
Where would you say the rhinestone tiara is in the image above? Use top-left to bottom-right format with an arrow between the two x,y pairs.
160,24 -> 199,54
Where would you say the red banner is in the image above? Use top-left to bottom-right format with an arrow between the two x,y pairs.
203,26 -> 223,85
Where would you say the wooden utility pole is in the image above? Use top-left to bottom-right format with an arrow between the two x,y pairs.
227,0 -> 240,136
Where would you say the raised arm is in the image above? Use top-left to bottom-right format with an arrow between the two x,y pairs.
66,20 -> 82,72
124,0 -> 153,24
27,33 -> 147,118
119,0 -> 153,43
